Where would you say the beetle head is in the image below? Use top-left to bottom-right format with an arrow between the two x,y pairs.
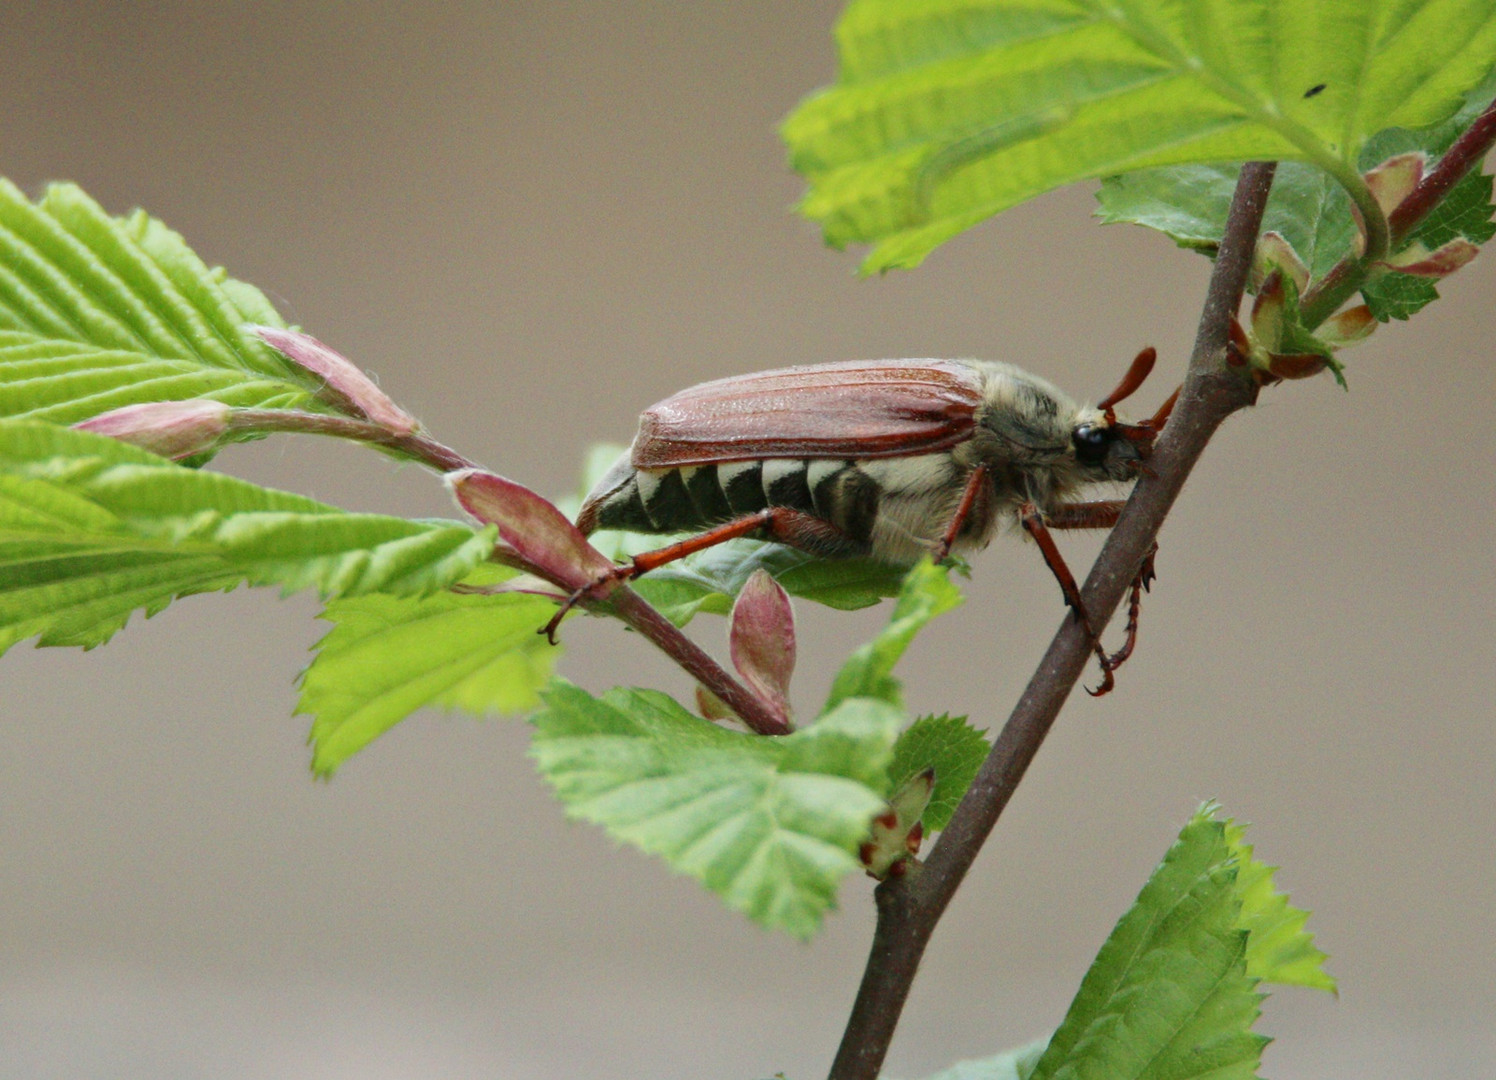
1070,349 -> 1179,480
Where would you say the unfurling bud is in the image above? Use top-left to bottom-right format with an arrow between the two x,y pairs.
860,767 -> 935,880
1381,238 -> 1479,278
1320,305 -> 1376,347
251,325 -> 417,435
446,468 -> 614,589
75,400 -> 231,460
1364,152 -> 1426,216
1251,231 -> 1309,293
727,570 -> 796,728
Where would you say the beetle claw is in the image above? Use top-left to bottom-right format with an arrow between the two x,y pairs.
538,565 -> 634,644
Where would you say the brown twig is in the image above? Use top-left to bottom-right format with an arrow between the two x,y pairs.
825,162 -> 1278,1080
604,587 -> 793,737
232,408 -> 791,735
228,408 -> 480,473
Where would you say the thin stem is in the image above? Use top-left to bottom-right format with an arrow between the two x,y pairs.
1300,97 -> 1496,327
605,588 -> 792,737
228,408 -> 480,473
826,163 -> 1277,1080
231,408 -> 789,734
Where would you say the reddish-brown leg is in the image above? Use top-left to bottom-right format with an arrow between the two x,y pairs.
934,464 -> 989,561
1098,546 -> 1156,675
1018,502 -> 1117,693
1045,500 -> 1159,692
541,507 -> 856,642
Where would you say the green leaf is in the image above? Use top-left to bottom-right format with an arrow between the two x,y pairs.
0,180 -> 330,440
0,420 -> 495,654
529,682 -> 902,936
302,569 -> 558,776
825,560 -> 962,713
1098,77 -> 1496,322
899,1038 -> 1049,1080
887,713 -> 989,832
785,0 -> 1496,272
631,540 -> 905,625
1028,803 -> 1334,1080
1226,819 -> 1336,992
1029,805 -> 1265,1080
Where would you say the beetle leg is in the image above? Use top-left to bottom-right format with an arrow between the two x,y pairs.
541,508 -> 858,643
1018,502 -> 1119,695
1042,501 -> 1162,694
1098,545 -> 1157,677
1046,499 -> 1124,531
933,464 -> 989,562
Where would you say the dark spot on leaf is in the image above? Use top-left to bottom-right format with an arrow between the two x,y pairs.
1304,83 -> 1327,99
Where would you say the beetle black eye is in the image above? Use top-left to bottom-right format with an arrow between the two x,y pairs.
1072,423 -> 1112,465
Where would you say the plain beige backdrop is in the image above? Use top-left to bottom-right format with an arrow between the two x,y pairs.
2,4 -> 1492,1078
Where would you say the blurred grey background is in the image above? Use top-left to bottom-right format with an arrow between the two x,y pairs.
1,3 -> 1492,1078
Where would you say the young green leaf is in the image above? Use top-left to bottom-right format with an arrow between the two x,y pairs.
1226,819 -> 1336,992
302,570 -> 558,776
1028,803 -> 1333,1080
0,421 -> 495,655
898,1037 -> 1049,1080
630,540 -> 905,624
1029,807 -> 1263,1080
0,180 -> 330,441
825,560 -> 962,713
887,713 -> 990,832
785,0 -> 1496,272
529,681 -> 902,937
1097,78 -> 1496,323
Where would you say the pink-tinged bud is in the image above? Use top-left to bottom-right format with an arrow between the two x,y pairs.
447,468 -> 615,589
860,767 -> 935,880
1364,152 -> 1426,216
1252,232 -> 1309,293
695,685 -> 734,722
1267,353 -> 1329,380
251,326 -> 417,436
728,569 -> 795,727
1382,238 -> 1479,278
1250,270 -> 1287,352
1321,305 -> 1377,347
75,400 -> 231,460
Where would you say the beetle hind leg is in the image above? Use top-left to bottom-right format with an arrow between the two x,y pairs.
541,507 -> 862,643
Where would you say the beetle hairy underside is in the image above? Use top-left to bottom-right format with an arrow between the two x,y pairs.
565,350 -> 1177,695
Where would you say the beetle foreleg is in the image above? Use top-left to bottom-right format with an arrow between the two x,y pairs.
1046,499 -> 1125,531
1018,502 -> 1117,695
1033,502 -> 1161,695
1097,545 -> 1156,680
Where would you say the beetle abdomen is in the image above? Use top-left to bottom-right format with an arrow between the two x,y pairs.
578,451 -> 978,563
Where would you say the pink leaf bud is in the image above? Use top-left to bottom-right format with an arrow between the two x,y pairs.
1250,270 -> 1287,352
695,685 -> 735,723
251,325 -> 417,436
1320,305 -> 1377,347
446,468 -> 615,590
1381,238 -> 1479,278
1252,232 -> 1309,292
1266,353 -> 1329,380
75,400 -> 231,460
1364,152 -> 1426,216
728,570 -> 796,725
